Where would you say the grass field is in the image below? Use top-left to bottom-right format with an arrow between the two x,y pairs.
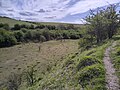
0,40 -> 79,83
0,17 -> 84,28
0,17 -> 36,27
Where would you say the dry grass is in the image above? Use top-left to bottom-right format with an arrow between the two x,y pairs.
0,40 -> 78,81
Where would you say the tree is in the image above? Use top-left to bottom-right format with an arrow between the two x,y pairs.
14,31 -> 24,42
0,30 -> 17,47
29,24 -> 34,29
14,24 -> 21,30
42,31 -> 51,41
85,4 -> 120,43
105,5 -> 120,39
0,23 -> 4,28
3,24 -> 10,30
57,24 -> 66,30
67,24 -> 75,30
20,24 -> 29,29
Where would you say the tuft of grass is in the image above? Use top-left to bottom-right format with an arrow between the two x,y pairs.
76,56 -> 101,71
77,64 -> 105,89
112,35 -> 120,40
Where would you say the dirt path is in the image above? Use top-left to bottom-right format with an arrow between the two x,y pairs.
103,42 -> 119,90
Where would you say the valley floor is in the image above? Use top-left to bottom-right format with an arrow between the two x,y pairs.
0,40 -> 78,83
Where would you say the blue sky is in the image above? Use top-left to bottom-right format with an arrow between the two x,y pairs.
0,0 -> 120,24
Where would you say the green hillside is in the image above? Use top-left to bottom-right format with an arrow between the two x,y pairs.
24,42 -> 110,90
0,17 -> 83,28
0,17 -> 35,27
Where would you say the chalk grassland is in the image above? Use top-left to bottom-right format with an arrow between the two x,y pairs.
0,17 -> 83,28
0,40 -> 78,82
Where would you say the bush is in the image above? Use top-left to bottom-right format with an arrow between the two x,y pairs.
0,23 -> 4,28
78,64 -> 105,87
69,34 -> 80,39
24,31 -> 34,41
20,24 -> 29,29
14,24 -> 21,30
42,31 -> 51,41
3,24 -> 10,30
78,38 -> 88,48
14,31 -> 24,42
6,73 -> 22,90
29,24 -> 34,29
78,38 -> 93,50
116,48 -> 120,55
77,56 -> 101,71
112,35 -> 120,40
24,66 -> 36,86
0,30 -> 17,47
39,35 -> 46,42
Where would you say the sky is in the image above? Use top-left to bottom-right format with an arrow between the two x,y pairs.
0,0 -> 120,24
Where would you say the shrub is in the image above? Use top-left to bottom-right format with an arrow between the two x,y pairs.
14,24 -> 21,30
77,56 -> 101,71
3,23 -> 10,30
6,73 -> 22,90
112,35 -> 120,40
42,31 -> 51,41
21,28 -> 28,33
29,24 -> 34,29
0,23 -> 4,28
78,38 -> 88,48
24,66 -> 37,86
20,24 -> 29,29
14,31 -> 24,42
116,48 -> 120,55
39,35 -> 46,42
78,64 -> 105,88
69,34 -> 80,39
24,31 -> 34,41
62,33 -> 70,39
0,30 -> 17,47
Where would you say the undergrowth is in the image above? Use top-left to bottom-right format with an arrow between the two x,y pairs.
111,40 -> 120,85
22,42 -> 110,90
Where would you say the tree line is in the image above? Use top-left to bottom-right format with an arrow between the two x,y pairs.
0,21 -> 82,48
0,29 -> 82,48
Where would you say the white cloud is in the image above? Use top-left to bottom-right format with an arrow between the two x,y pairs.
68,0 -> 120,15
0,0 -> 119,23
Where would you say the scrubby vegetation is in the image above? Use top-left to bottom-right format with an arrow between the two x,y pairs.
0,30 -> 17,47
0,18 -> 83,47
24,42 -> 109,90
111,38 -> 120,85
0,29 -> 82,47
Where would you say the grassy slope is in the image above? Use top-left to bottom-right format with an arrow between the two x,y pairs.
0,17 -> 83,28
35,22 -> 84,28
26,42 -> 110,90
111,37 -> 120,85
0,17 -> 36,27
0,40 -> 78,83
